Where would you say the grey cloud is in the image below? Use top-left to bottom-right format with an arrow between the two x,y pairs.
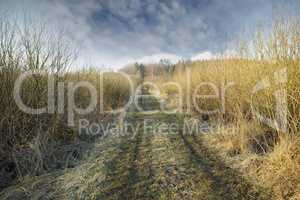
1,0 -> 300,68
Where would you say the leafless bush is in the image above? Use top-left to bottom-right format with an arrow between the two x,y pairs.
0,15 -> 75,182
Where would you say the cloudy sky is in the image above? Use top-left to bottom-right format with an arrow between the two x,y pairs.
1,0 -> 300,68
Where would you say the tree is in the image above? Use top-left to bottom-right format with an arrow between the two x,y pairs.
159,59 -> 176,78
135,62 -> 145,82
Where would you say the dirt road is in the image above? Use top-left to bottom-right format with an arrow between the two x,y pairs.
0,96 -> 270,200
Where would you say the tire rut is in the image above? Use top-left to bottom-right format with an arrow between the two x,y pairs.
144,115 -> 219,200
178,129 -> 271,200
99,116 -> 155,200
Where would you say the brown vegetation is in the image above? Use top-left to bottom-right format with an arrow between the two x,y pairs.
155,17 -> 300,199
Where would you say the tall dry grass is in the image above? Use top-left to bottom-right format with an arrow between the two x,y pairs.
0,16 -> 135,186
0,17 -> 73,157
162,17 -> 300,131
157,17 -> 300,199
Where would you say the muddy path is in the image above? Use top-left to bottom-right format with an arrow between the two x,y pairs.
0,95 -> 271,200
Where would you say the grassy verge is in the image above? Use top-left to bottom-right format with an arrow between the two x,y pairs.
201,121 -> 300,200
